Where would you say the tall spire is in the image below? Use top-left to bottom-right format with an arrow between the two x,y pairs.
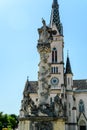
53,0 -> 58,6
65,53 -> 72,74
50,0 -> 63,35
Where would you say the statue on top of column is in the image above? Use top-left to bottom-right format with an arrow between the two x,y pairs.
38,18 -> 53,44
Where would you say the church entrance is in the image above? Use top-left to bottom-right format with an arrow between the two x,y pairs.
79,120 -> 86,130
80,126 -> 86,130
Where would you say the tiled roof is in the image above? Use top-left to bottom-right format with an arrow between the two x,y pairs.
23,79 -> 87,94
73,79 -> 87,90
24,80 -> 38,93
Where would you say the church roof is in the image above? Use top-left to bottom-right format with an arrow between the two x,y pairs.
24,80 -> 38,94
73,79 -> 87,90
23,79 -> 87,94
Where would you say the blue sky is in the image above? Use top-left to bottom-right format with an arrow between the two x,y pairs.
0,0 -> 87,115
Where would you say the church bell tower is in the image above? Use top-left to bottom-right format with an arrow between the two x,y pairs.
49,0 -> 64,94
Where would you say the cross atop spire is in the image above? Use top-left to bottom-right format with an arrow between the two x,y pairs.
27,76 -> 29,81
50,0 -> 63,35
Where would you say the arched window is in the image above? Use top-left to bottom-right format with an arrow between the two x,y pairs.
78,120 -> 86,130
52,48 -> 57,63
56,67 -> 58,73
68,78 -> 70,85
51,66 -> 58,74
79,100 -> 85,113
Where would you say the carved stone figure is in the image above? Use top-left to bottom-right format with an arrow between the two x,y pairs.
36,122 -> 53,130
38,18 -> 53,44
54,94 -> 64,117
41,19 -> 50,43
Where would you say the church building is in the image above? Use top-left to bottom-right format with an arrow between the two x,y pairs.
18,0 -> 87,130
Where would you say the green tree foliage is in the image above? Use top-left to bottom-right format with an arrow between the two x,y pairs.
0,112 -> 3,129
0,112 -> 19,129
8,114 -> 19,130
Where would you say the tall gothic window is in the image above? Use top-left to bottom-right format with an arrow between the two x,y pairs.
68,78 -> 70,85
79,100 -> 85,113
56,67 -> 58,73
51,67 -> 58,74
52,48 -> 57,63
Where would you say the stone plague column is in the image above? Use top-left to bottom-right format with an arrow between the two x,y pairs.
37,19 -> 53,105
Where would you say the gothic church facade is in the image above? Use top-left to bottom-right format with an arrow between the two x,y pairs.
18,0 -> 87,130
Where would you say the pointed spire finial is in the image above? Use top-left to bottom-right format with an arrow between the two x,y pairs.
67,50 -> 69,57
65,53 -> 73,74
50,0 -> 63,35
52,0 -> 58,9
53,0 -> 58,5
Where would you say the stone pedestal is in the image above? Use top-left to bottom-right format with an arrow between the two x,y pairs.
19,117 -> 66,130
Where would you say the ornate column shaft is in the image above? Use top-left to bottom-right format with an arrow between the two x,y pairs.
37,19 -> 53,105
